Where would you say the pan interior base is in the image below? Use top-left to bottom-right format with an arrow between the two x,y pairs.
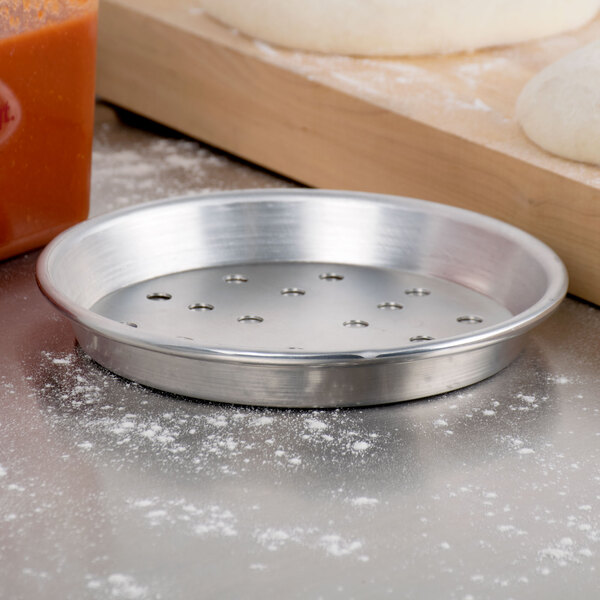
91,262 -> 512,356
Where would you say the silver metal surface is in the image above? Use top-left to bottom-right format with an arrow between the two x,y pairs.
37,190 -> 567,407
1,103 -> 599,600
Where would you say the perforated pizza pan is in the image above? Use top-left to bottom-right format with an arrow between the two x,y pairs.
37,190 -> 568,408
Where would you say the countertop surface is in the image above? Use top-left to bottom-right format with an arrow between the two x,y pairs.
1,103 -> 599,600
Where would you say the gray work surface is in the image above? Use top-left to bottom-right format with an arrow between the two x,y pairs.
1,103 -> 599,600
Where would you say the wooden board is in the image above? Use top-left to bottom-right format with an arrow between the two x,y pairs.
96,0 -> 600,304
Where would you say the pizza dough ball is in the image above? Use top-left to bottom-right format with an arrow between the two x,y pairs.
199,0 -> 600,56
517,40 -> 600,166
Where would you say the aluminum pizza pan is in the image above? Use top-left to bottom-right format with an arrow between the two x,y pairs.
36,189 -> 568,408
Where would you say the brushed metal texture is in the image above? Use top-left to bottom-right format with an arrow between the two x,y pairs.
36,190 -> 568,407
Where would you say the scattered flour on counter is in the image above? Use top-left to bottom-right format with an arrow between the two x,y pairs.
517,393 -> 537,405
132,499 -> 154,508
108,574 -> 148,599
253,526 -> 364,559
501,436 -> 541,458
255,528 -> 297,551
162,153 -> 207,170
349,497 -> 379,508
146,509 -> 169,522
204,415 -> 228,429
91,120 -> 283,216
23,345 -> 600,592
39,350 -> 386,478
497,525 -> 515,533
91,106 -> 295,217
87,574 -> 148,599
537,537 -> 590,567
351,440 -> 371,452
0,465 -> 6,478
21,568 -> 50,580
320,534 -> 363,557
51,356 -> 73,365
518,448 -> 535,455
305,418 -> 328,431
547,375 -> 573,385
128,497 -> 238,537
250,416 -> 274,427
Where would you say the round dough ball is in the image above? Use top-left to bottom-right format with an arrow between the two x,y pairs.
199,0 -> 600,56
517,40 -> 600,166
